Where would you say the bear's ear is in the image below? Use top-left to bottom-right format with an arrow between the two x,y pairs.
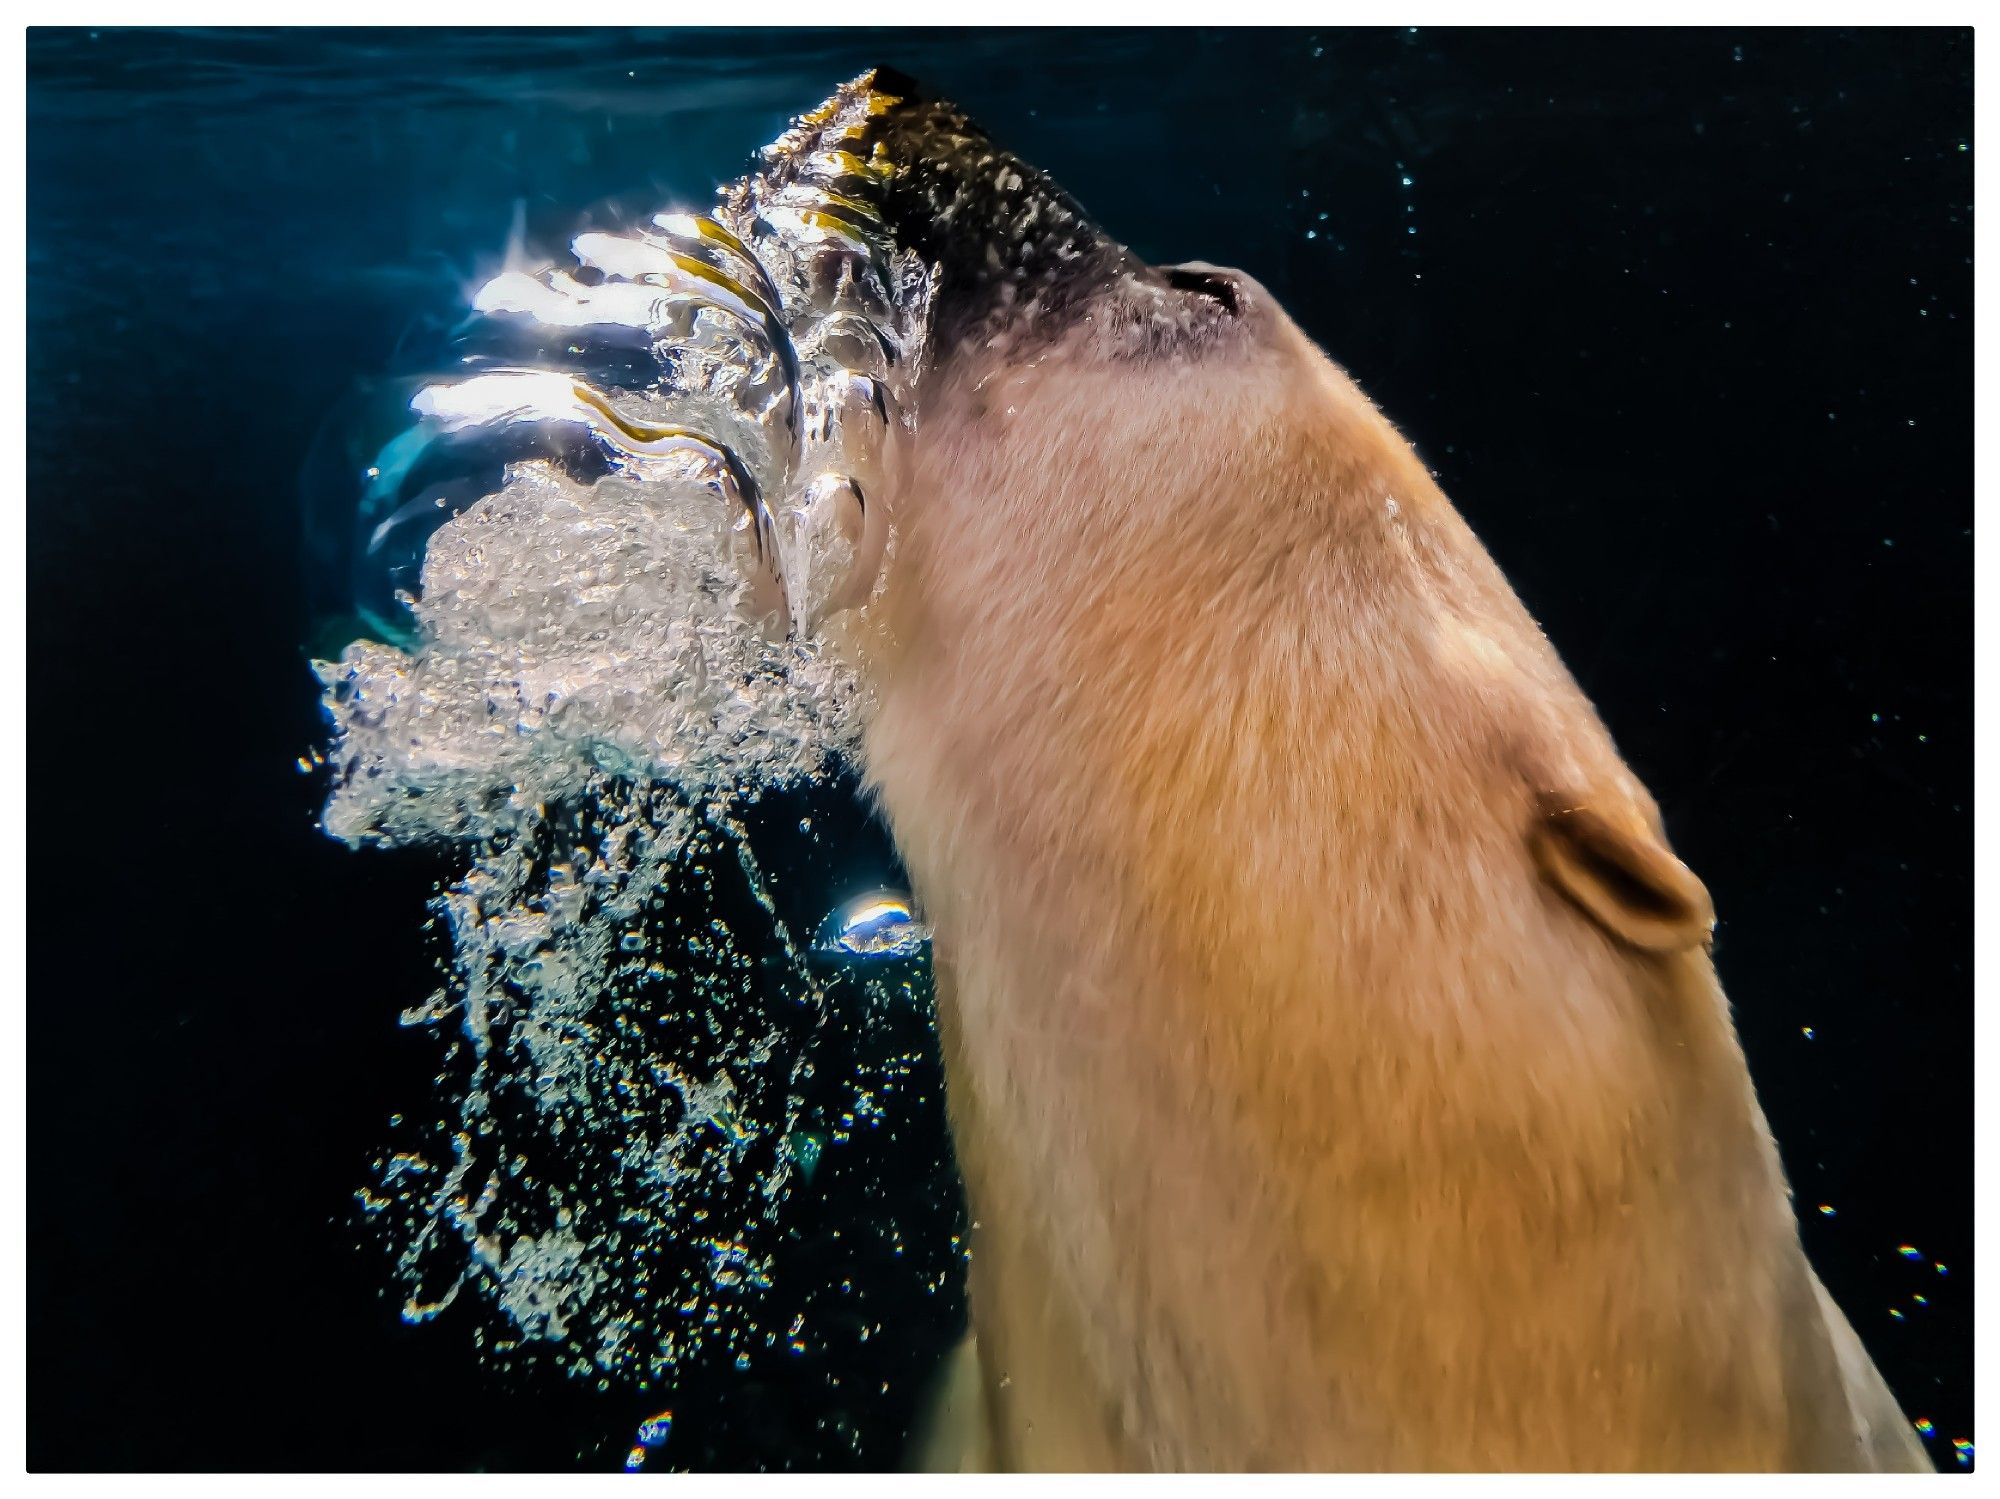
1529,791 -> 1715,954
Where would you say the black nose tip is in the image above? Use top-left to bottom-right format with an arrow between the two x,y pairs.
1163,265 -> 1243,317
863,64 -> 928,102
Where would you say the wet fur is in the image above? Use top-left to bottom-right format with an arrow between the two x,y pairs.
839,270 -> 1925,1470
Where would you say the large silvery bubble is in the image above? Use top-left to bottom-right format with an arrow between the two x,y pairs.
312,75 -> 950,1406
811,890 -> 932,964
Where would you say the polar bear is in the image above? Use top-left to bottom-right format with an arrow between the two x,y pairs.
771,70 -> 1929,1472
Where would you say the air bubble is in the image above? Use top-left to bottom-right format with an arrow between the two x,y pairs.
811,891 -> 931,962
317,75 -> 935,1396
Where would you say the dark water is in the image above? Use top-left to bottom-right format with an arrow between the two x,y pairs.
28,26 -> 1971,1471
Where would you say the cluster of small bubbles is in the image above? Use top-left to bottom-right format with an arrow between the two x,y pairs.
317,77 -> 950,1403
343,794 -> 839,1384
1397,160 -> 1419,245
1864,1239 -> 1968,1465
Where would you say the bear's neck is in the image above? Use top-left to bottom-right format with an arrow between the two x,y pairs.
856,367 -> 1825,1468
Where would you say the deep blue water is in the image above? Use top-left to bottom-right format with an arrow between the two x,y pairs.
28,27 -> 1971,1471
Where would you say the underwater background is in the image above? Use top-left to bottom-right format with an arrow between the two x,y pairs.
27,26 -> 1971,1471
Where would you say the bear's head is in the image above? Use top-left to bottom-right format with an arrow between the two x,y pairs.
763,69 -> 1713,964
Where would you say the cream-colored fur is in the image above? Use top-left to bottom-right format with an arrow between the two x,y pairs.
837,272 -> 1927,1471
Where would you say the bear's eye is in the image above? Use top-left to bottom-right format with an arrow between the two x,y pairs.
1163,265 -> 1242,317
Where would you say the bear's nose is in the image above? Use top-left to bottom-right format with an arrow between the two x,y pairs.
1160,264 -> 1245,317
751,68 -> 1137,347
